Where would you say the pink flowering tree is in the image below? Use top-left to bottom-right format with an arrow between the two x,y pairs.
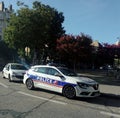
56,33 -> 93,70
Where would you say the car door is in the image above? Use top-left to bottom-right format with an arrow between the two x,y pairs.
45,67 -> 64,93
32,67 -> 50,89
32,67 -> 64,93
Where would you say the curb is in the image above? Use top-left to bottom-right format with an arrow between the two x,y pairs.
101,93 -> 120,99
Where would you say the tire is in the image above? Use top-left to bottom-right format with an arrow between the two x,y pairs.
2,72 -> 5,79
8,74 -> 12,82
63,85 -> 76,99
26,79 -> 34,90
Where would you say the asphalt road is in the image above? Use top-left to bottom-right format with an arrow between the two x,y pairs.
0,72 -> 120,118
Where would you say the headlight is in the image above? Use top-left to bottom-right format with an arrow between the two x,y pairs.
77,82 -> 89,89
12,72 -> 17,76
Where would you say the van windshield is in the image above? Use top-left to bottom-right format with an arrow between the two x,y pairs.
11,65 -> 27,70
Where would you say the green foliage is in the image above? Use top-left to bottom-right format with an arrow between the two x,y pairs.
3,1 -> 65,61
0,41 -> 17,61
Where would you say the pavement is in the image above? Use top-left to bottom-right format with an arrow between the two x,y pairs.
78,70 -> 120,99
100,84 -> 120,99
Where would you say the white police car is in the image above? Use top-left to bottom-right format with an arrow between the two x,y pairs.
23,65 -> 100,99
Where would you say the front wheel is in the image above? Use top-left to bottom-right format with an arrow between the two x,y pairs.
26,79 -> 34,90
8,74 -> 12,82
63,85 -> 76,99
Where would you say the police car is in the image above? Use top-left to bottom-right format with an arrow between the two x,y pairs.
23,65 -> 100,99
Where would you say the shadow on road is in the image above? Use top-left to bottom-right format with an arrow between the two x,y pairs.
75,95 -> 120,108
31,87 -> 120,108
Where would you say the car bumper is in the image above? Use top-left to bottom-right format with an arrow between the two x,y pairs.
11,75 -> 24,81
75,86 -> 100,97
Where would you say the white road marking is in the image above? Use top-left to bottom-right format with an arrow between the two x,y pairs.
18,91 -> 67,105
0,82 -> 8,88
100,111 -> 120,118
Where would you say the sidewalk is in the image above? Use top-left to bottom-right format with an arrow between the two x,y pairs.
100,84 -> 120,99
78,70 -> 120,99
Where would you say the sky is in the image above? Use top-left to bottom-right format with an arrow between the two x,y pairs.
3,0 -> 120,44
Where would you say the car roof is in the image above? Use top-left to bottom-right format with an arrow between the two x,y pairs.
31,65 -> 67,69
31,65 -> 56,68
7,63 -> 24,66
47,63 -> 66,67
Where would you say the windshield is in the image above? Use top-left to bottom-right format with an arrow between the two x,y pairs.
58,67 -> 77,76
11,64 -> 27,70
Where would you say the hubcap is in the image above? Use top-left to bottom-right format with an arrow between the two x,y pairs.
27,79 -> 33,89
64,86 -> 75,98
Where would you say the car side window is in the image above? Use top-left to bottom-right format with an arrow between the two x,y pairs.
34,67 -> 46,74
47,68 -> 59,76
6,65 -> 9,71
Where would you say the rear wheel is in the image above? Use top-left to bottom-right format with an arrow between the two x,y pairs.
63,85 -> 76,99
26,79 -> 34,90
2,72 -> 5,79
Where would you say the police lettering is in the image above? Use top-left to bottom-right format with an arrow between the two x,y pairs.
36,76 -> 52,84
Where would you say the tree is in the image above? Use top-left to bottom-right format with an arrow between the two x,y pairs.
97,43 -> 120,67
0,41 -> 17,63
4,1 -> 65,64
56,33 -> 93,69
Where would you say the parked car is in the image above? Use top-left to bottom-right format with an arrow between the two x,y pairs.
100,64 -> 113,70
2,63 -> 28,82
23,65 -> 100,99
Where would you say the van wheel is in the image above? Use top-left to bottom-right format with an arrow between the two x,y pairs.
2,72 -> 5,78
26,79 -> 34,90
63,85 -> 76,99
8,74 -> 12,82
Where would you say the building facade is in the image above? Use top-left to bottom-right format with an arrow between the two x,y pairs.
0,1 -> 12,40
